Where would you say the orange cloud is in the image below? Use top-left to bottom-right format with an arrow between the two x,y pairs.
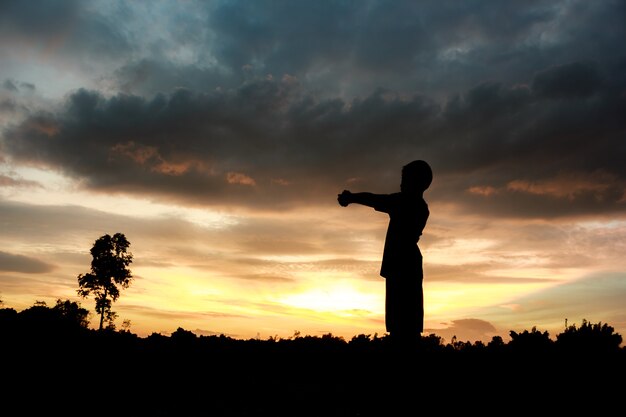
152,161 -> 193,176
111,142 -> 210,176
25,119 -> 60,136
271,178 -> 292,186
507,172 -> 614,200
467,185 -> 498,196
0,174 -> 41,188
111,142 -> 158,164
227,172 -> 256,186
468,172 -> 620,202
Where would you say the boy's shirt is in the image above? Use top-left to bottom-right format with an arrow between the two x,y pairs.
373,192 -> 429,279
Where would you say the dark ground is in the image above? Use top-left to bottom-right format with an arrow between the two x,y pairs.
3,329 -> 624,416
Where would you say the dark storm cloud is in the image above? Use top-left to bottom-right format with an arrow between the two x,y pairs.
3,79 -> 35,93
0,0 -> 77,38
3,57 -> 625,218
2,0 -> 625,218
0,251 -> 54,273
3,80 -> 19,92
0,98 -> 18,114
108,0 -> 626,99
2,1 -> 625,100
208,1 -> 358,76
0,80 -> 440,208
0,0 -> 132,65
114,59 -> 232,95
102,1 -> 556,96
429,63 -> 626,217
532,61 -> 604,99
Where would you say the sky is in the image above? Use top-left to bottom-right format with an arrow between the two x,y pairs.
1,0 -> 625,344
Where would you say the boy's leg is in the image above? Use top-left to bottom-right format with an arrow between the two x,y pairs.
386,276 -> 422,342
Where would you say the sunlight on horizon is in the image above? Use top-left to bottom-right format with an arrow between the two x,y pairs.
275,282 -> 382,314
1,161 -> 624,344
127,266 -> 227,311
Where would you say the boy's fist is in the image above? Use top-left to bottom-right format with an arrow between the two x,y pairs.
337,190 -> 352,207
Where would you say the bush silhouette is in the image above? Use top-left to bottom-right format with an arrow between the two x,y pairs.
508,326 -> 554,353
556,319 -> 623,353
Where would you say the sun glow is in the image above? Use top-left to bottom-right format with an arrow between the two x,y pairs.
277,282 -> 382,313
128,266 -> 225,310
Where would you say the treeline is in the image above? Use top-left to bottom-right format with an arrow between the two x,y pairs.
1,298 -> 624,354
2,299 -> 624,416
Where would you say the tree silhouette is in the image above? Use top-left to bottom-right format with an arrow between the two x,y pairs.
507,326 -> 555,357
556,319 -> 623,353
77,233 -> 133,330
53,299 -> 91,329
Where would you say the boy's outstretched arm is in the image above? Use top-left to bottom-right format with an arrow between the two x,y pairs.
338,190 -> 386,208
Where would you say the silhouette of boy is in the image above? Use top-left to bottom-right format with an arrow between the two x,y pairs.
338,160 -> 432,346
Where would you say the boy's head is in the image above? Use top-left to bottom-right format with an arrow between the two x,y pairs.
401,160 -> 432,193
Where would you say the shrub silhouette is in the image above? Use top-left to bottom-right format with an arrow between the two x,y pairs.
3,300 -> 625,355
556,319 -> 623,353
7,299 -> 89,337
508,326 -> 554,353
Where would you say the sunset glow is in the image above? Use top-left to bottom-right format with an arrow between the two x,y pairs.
1,0 -> 624,344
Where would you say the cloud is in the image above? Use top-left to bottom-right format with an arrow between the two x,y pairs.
0,174 -> 41,188
2,79 -> 35,93
2,1 -> 625,99
0,84 -> 436,208
532,61 -> 603,99
424,263 -> 556,284
0,0 -> 78,39
473,272 -> 626,342
3,65 -> 625,219
1,1 -> 625,221
505,171 -> 621,204
3,80 -> 18,92
0,0 -> 625,343
0,0 -> 597,103
425,318 -> 499,344
0,251 -> 54,273
226,172 -> 256,186
0,0 -> 133,61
